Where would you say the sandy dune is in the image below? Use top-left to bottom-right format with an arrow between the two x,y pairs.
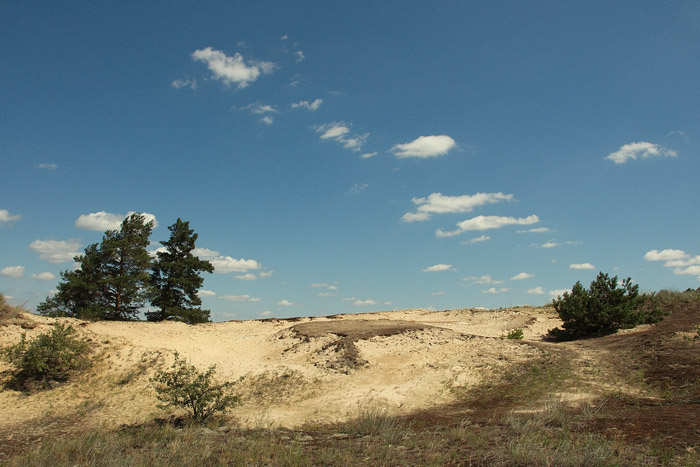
0,307 -> 562,436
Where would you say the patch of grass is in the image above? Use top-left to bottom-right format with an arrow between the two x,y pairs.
505,328 -> 524,339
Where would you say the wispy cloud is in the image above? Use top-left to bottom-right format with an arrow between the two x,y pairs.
222,294 -> 260,302
75,211 -> 158,231
361,152 -> 377,159
348,183 -> 368,194
353,299 -> 377,306
295,50 -> 305,62
391,135 -> 456,158
402,192 -> 513,222
527,286 -> 545,295
291,99 -> 323,111
315,122 -> 368,152
1,266 -> 25,278
36,163 -> 58,170
541,241 -> 560,248
436,215 -> 539,237
171,78 -> 197,90
462,235 -> 490,245
482,287 -> 511,294
197,290 -> 217,297
569,263 -> 595,270
277,299 -> 294,306
606,142 -> 677,164
464,275 -> 504,285
0,209 -> 21,223
510,272 -> 534,280
29,239 -> 82,263
192,47 -> 275,89
422,264 -> 455,272
518,227 -> 550,233
31,272 -> 56,281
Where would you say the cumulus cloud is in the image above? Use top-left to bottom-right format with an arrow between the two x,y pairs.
75,211 -> 158,231
277,300 -> 294,306
1,266 -> 25,278
260,116 -> 274,125
462,235 -> 491,245
391,135 -> 456,158
192,47 -> 274,89
197,290 -> 217,297
549,289 -> 571,299
402,192 -> 513,222
436,215 -> 539,237
527,286 -> 545,295
0,209 -> 21,222
222,294 -> 260,302
291,99 -> 323,111
31,272 -> 56,281
569,263 -> 595,270
235,273 -> 257,281
422,264 -> 455,272
29,239 -> 82,263
606,142 -> 677,164
482,287 -> 511,294
210,257 -> 262,274
171,78 -> 197,90
644,249 -> 688,262
315,122 -> 368,152
354,299 -> 377,306
241,102 -> 278,115
193,248 -> 220,259
645,249 -> 700,279
510,272 -> 534,280
542,242 -> 560,248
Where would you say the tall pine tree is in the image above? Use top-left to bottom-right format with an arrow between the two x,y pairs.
37,213 -> 153,320
147,218 -> 214,324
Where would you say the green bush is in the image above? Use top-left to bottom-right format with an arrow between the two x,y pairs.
549,272 -> 663,340
151,352 -> 239,423
1,323 -> 90,389
506,328 -> 524,340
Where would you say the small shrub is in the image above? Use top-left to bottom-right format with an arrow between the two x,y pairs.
506,328 -> 524,340
548,272 -> 663,340
151,352 -> 239,423
1,323 -> 90,389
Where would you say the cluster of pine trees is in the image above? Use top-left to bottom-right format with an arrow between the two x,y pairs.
37,213 -> 214,324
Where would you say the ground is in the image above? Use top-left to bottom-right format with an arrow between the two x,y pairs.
1,297 -> 699,463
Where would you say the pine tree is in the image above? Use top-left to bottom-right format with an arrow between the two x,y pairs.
147,218 -> 214,324
100,213 -> 154,320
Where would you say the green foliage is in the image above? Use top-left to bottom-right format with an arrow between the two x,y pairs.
1,323 -> 90,389
148,219 -> 214,324
151,352 -> 239,423
506,328 -> 524,340
38,213 -> 154,320
549,272 -> 663,340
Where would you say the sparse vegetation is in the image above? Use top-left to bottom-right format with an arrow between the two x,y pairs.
0,293 -> 29,327
506,328 -> 524,339
1,323 -> 90,390
549,272 -> 664,340
151,352 -> 239,423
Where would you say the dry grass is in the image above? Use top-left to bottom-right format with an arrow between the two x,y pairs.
0,294 -> 33,327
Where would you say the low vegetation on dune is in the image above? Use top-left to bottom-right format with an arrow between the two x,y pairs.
1,285 -> 700,465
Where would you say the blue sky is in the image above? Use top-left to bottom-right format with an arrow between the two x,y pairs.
2,1 -> 699,321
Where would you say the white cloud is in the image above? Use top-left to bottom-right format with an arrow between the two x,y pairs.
223,294 -> 260,302
422,264 -> 455,272
291,99 -> 323,111
29,239 -> 82,263
674,265 -> 700,277
197,290 -> 217,297
1,266 -> 25,278
277,299 -> 294,306
318,292 -> 336,297
75,211 -> 158,231
295,50 -> 305,62
462,235 -> 491,245
0,209 -> 21,222
467,275 -> 504,285
192,47 -> 274,89
518,227 -> 551,233
391,135 -> 456,158
315,122 -> 368,152
437,215 -> 539,237
211,257 -> 261,274
431,291 -> 444,296
606,142 -> 677,164
542,242 -> 560,248
482,287 -> 511,294
341,297 -> 356,301
193,248 -> 220,259
235,273 -> 257,281
259,271 -> 274,278
361,152 -> 377,159
311,283 -> 330,288
403,192 -> 513,222
510,272 -> 534,280
348,183 -> 368,194
241,102 -> 278,115
549,289 -> 571,299
644,249 -> 688,262
37,163 -> 58,170
527,286 -> 545,295
354,299 -> 377,306
569,263 -> 596,270
171,78 -> 197,90
260,310 -> 273,316
31,272 -> 56,281
260,116 -> 274,125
